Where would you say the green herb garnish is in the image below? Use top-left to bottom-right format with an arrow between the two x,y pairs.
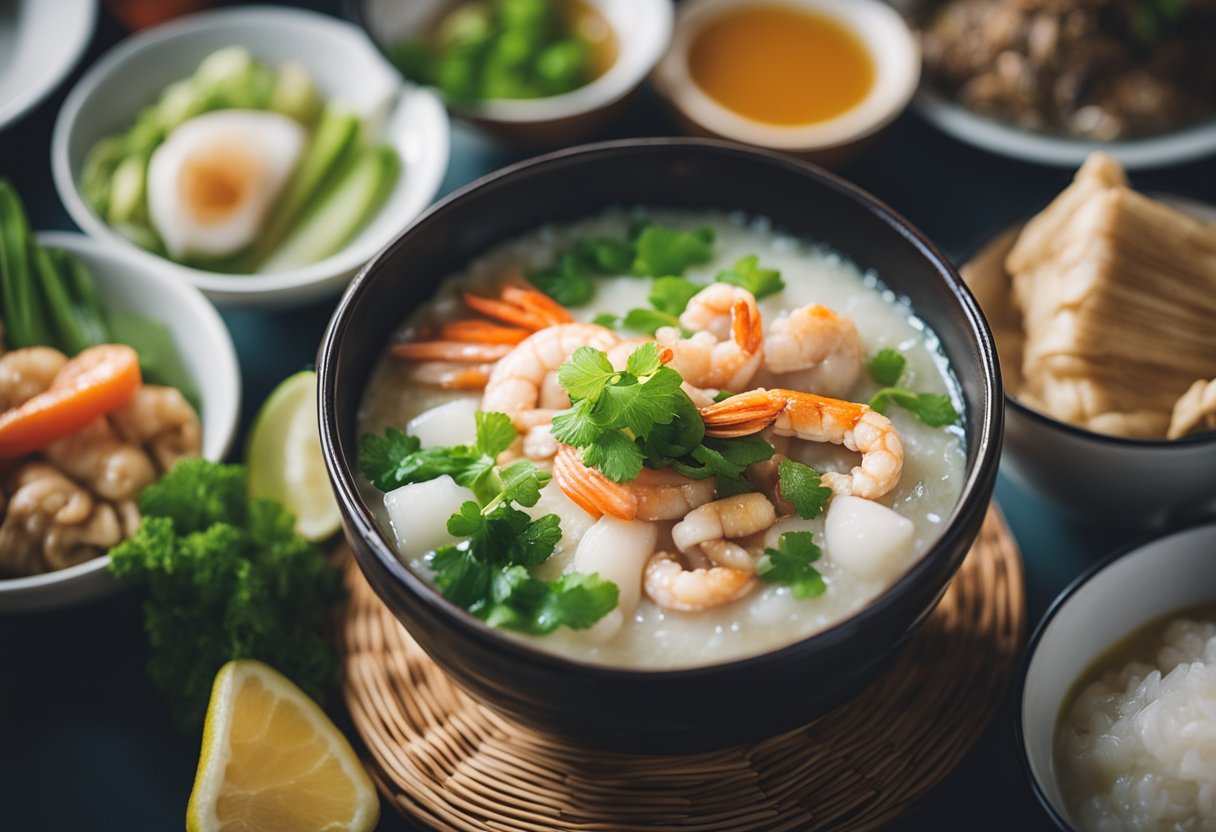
669,435 -> 774,497
715,255 -> 784,300
868,348 -> 907,387
631,225 -> 715,277
756,531 -> 826,598
869,388 -> 960,427
108,459 -> 345,731
776,458 -> 832,519
648,276 -> 703,315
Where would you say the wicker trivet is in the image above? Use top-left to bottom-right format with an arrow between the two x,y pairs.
341,505 -> 1025,832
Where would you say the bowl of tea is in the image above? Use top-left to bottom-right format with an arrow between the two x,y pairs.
653,0 -> 919,162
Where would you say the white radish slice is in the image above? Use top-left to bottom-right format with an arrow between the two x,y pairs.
570,517 -> 658,616
406,398 -> 480,448
383,475 -> 475,561
824,495 -> 914,581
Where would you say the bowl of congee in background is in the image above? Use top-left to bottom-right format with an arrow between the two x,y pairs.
653,0 -> 920,163
319,139 -> 1001,753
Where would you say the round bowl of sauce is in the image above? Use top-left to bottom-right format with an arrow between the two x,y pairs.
653,0 -> 919,161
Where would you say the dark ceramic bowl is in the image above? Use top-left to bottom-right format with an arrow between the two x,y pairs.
319,138 -> 1003,753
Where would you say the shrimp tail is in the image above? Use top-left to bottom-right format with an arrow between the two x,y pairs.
698,389 -> 786,437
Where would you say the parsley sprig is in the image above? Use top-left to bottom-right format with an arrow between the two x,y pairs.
358,412 -> 619,635
716,255 -> 785,300
865,348 -> 960,428
756,531 -> 826,598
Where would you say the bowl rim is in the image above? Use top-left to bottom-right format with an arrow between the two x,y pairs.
345,0 -> 675,124
1013,516 -> 1216,832
50,4 -> 450,301
652,0 -> 920,151
915,86 -> 1216,171
0,0 -> 97,132
959,191 -> 1216,450
319,135 -> 1003,681
0,231 -> 241,600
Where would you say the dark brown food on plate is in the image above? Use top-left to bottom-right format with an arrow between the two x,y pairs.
918,0 -> 1216,140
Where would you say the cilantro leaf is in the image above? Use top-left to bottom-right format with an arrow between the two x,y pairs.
777,458 -> 832,519
358,427 -> 421,492
756,531 -> 825,598
551,397 -> 604,447
516,513 -> 563,566
640,392 -> 705,461
713,389 -> 734,403
496,460 -> 551,508
869,387 -> 960,427
475,410 -> 517,457
446,501 -> 486,537
632,225 -> 715,277
622,308 -> 683,336
649,276 -> 702,316
670,435 -> 774,496
573,238 -> 635,274
592,313 -> 620,329
431,544 -> 493,609
868,349 -> 907,386
716,255 -> 784,300
582,430 -> 644,483
557,346 -> 617,400
624,340 -> 663,377
482,567 -> 619,634
528,252 -> 594,307
596,366 -> 682,436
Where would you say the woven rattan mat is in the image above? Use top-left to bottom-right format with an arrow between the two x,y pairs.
341,504 -> 1025,832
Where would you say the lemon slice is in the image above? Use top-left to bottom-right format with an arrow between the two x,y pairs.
186,660 -> 379,832
247,370 -> 340,541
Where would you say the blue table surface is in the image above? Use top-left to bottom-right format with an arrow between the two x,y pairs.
2,3 -> 1214,830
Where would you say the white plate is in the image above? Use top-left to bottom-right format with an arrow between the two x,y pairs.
0,0 -> 96,130
53,5 -> 450,307
0,233 -> 240,613
915,87 -> 1216,171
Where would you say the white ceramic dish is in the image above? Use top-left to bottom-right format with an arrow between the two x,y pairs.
916,88 -> 1216,171
353,0 -> 673,145
0,0 -> 96,131
52,5 -> 450,308
0,233 -> 240,613
652,0 -> 919,153
961,194 -> 1216,527
1018,520 -> 1216,830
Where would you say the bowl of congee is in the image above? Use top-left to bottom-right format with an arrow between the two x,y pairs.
319,139 -> 1001,752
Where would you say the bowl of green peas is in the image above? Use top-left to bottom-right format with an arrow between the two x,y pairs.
351,0 -> 673,146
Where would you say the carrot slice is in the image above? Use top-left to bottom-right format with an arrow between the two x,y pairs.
0,344 -> 142,458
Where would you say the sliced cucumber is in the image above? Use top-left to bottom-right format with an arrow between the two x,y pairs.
107,152 -> 149,226
260,145 -> 399,272
268,61 -> 322,126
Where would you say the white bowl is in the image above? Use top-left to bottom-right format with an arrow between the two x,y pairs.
916,88 -> 1216,171
0,0 -> 96,131
353,0 -> 673,145
52,5 -> 450,308
1018,520 -> 1216,830
0,233 -> 240,613
652,0 -> 919,154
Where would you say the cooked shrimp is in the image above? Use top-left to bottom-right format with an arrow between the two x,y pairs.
643,550 -> 756,613
522,424 -> 558,460
763,304 -> 863,398
44,501 -> 122,571
552,444 -> 715,521
482,323 -> 618,427
109,384 -> 203,472
656,284 -> 763,391
396,284 -> 574,388
0,462 -> 102,576
0,347 -> 68,411
670,493 -> 777,570
700,388 -> 904,499
43,418 -> 156,502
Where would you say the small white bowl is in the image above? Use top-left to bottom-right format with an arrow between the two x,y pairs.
0,233 -> 240,613
353,0 -> 673,146
1018,520 -> 1216,830
52,5 -> 450,308
0,0 -> 96,132
652,0 -> 919,157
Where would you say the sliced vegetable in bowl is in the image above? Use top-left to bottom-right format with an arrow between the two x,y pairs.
53,6 -> 449,307
0,221 -> 239,612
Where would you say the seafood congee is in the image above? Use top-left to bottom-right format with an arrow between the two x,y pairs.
358,210 -> 966,667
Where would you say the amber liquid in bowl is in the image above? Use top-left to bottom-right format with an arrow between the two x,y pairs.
688,4 -> 875,126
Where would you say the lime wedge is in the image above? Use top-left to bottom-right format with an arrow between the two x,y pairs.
247,370 -> 340,541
